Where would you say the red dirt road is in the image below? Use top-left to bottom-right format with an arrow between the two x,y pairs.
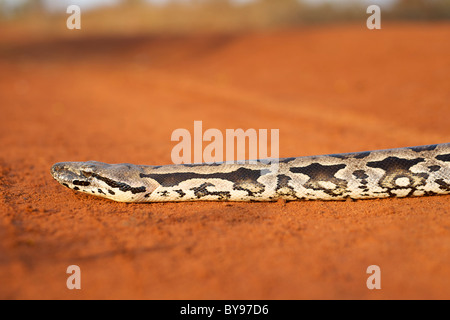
0,23 -> 449,299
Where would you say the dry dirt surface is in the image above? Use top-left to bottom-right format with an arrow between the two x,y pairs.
0,22 -> 449,299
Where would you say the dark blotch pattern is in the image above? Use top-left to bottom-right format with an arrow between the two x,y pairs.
190,182 -> 231,200
141,167 -> 262,197
181,162 -> 223,167
275,174 -> 298,199
232,180 -> 265,197
353,170 -> 369,192
142,168 -> 256,186
175,189 -> 186,198
92,173 -> 146,194
353,170 -> 369,180
279,157 -> 296,163
367,157 -> 428,196
290,163 -> 348,196
73,180 -> 90,186
329,151 -> 370,160
435,179 -> 450,191
428,165 -> 441,172
436,153 -> 450,162
353,151 -> 371,159
409,144 -> 437,152
158,190 -> 169,197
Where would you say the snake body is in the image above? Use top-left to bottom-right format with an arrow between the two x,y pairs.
51,143 -> 450,203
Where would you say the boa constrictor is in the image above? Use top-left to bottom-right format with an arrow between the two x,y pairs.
51,143 -> 450,203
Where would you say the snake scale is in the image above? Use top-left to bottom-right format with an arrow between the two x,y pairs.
51,143 -> 450,203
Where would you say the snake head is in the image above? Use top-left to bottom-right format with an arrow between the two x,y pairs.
51,161 -> 96,186
50,161 -> 154,202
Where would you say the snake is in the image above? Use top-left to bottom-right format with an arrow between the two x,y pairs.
50,143 -> 450,203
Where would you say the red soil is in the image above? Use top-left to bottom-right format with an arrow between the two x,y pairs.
0,22 -> 449,299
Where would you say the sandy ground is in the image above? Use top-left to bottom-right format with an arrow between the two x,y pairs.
0,22 -> 449,299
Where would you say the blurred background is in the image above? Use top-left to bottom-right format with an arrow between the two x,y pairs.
0,0 -> 449,162
1,0 -> 450,35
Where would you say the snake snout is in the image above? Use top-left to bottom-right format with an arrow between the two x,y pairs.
51,162 -> 90,185
50,162 -> 66,180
